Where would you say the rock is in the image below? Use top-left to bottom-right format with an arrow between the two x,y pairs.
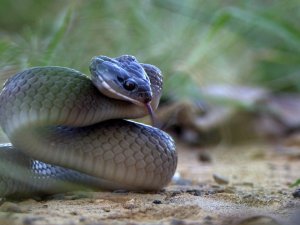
170,191 -> 182,197
172,172 -> 193,186
152,200 -> 162,204
292,188 -> 300,198
198,151 -> 212,163
186,189 -> 202,196
213,173 -> 229,185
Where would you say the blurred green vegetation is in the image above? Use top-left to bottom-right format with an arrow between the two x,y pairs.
291,178 -> 300,187
0,0 -> 300,98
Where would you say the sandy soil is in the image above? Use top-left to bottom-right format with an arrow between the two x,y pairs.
0,143 -> 299,225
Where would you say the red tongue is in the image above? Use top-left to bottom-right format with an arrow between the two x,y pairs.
145,103 -> 158,127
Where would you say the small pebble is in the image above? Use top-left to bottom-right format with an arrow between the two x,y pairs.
198,151 -> 212,163
205,190 -> 217,195
152,200 -> 162,204
292,188 -> 300,198
204,215 -> 213,221
170,191 -> 182,197
186,189 -> 202,196
172,172 -> 192,186
213,173 -> 229,185
242,194 -> 252,199
103,207 -> 110,212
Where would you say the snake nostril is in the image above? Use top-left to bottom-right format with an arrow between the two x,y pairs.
143,93 -> 152,103
138,93 -> 151,103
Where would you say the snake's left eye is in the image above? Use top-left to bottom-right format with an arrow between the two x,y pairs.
123,80 -> 136,91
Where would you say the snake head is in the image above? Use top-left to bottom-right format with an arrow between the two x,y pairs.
90,55 -> 152,106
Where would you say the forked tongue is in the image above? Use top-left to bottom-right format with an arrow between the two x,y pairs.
145,102 -> 159,128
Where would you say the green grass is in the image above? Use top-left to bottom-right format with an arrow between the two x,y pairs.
0,0 -> 300,97
290,179 -> 300,188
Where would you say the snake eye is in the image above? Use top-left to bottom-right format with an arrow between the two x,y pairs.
123,80 -> 136,91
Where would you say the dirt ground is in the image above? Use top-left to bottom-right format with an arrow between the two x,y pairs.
0,142 -> 299,225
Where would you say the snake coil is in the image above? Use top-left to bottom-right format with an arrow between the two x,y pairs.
0,55 -> 177,197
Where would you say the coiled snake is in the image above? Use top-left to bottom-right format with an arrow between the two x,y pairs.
0,55 -> 177,197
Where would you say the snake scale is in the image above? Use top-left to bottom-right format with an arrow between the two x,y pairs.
0,55 -> 177,197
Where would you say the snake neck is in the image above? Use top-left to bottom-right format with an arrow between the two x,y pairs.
0,66 -> 163,145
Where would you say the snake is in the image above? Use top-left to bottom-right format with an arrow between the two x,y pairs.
0,55 -> 177,198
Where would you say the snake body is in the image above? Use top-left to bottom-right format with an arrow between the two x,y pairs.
0,55 -> 177,197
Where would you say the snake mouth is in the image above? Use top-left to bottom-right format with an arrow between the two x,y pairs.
99,77 -> 158,127
95,76 -> 157,127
